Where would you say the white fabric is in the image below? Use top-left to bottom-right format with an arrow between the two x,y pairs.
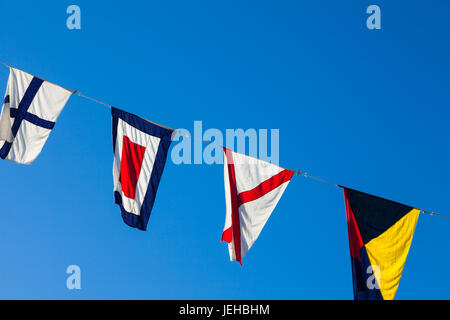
0,79 -> 12,142
223,154 -> 235,259
113,118 -> 161,216
0,67 -> 72,164
223,150 -> 291,262
238,183 -> 289,257
231,151 -> 284,193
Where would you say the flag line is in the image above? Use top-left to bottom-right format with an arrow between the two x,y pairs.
1,60 -> 448,221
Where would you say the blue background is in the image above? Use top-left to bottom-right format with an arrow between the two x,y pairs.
0,0 -> 448,299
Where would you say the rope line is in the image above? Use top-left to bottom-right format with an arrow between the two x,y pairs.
296,170 -> 449,220
1,60 -> 448,220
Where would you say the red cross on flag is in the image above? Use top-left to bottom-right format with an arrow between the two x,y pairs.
222,148 -> 294,265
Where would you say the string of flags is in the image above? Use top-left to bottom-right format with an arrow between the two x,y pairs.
0,62 -> 447,300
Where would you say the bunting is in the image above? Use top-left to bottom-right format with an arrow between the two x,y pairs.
0,62 -> 446,299
222,147 -> 294,265
343,187 -> 420,300
0,67 -> 72,164
112,107 -> 174,231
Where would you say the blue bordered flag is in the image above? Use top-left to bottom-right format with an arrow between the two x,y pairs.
112,107 -> 174,231
0,67 -> 72,164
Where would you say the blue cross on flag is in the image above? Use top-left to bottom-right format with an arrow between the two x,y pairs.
0,67 -> 73,164
111,107 -> 174,231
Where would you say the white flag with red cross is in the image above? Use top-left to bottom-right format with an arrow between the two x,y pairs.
221,148 -> 294,265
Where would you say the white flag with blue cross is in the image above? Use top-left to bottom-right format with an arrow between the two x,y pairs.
0,67 -> 72,164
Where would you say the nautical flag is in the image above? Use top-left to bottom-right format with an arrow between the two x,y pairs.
343,187 -> 420,300
112,107 -> 174,231
222,148 -> 294,265
0,67 -> 72,164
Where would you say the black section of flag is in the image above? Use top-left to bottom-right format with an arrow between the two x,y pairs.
345,188 -> 413,244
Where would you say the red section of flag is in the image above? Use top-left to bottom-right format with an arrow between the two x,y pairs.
224,148 -> 242,266
119,136 -> 146,199
343,187 -> 364,261
237,169 -> 294,207
221,227 -> 233,243
222,149 -> 294,266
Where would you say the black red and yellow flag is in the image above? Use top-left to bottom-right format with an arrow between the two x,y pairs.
343,187 -> 420,300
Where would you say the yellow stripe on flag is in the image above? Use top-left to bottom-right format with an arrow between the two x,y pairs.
365,208 -> 420,300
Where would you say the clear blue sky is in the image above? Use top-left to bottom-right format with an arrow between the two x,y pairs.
0,0 -> 449,299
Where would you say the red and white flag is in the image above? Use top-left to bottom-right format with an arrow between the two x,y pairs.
221,148 -> 294,265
